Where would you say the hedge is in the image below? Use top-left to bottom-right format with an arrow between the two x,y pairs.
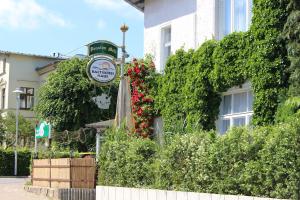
0,149 -> 31,176
98,127 -> 157,187
98,114 -> 300,199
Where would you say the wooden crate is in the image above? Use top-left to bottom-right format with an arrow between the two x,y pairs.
32,158 -> 96,189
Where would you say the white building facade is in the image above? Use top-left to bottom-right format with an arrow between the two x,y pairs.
125,0 -> 254,133
0,51 -> 63,119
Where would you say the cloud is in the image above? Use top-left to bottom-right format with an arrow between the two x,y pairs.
0,0 -> 68,29
84,0 -> 143,19
97,19 -> 106,29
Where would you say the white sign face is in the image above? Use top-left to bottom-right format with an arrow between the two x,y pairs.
87,57 -> 116,84
92,93 -> 111,109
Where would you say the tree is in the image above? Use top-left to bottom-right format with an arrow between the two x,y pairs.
2,112 -> 34,147
35,58 -> 118,132
282,0 -> 300,96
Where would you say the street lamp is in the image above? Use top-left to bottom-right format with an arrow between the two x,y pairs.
12,87 -> 24,176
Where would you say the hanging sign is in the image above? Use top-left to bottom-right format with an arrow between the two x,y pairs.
92,93 -> 112,109
35,121 -> 51,139
87,57 -> 117,84
87,40 -> 118,59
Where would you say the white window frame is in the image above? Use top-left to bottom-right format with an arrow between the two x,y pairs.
217,82 -> 254,134
218,0 -> 253,39
160,25 -> 171,73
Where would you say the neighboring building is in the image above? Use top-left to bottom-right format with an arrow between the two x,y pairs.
0,50 -> 64,119
125,0 -> 253,133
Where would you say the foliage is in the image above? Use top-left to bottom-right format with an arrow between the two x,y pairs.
155,49 -> 194,131
155,131 -> 215,191
49,128 -> 97,152
35,58 -> 118,132
127,58 -> 157,137
155,0 -> 291,129
282,0 -> 300,96
183,40 -> 221,131
98,127 -> 157,187
275,96 -> 300,123
2,112 -> 34,147
0,148 -> 31,176
211,32 -> 249,91
98,115 -> 300,199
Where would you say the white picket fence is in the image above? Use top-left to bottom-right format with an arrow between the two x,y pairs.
96,186 -> 286,200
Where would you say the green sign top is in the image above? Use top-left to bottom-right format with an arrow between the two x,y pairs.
35,121 -> 51,139
87,40 -> 118,59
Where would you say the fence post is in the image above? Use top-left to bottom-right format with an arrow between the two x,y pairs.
49,158 -> 52,188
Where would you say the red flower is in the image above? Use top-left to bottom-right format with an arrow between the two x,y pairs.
133,89 -> 138,95
138,93 -> 144,98
128,68 -> 133,75
134,66 -> 141,74
137,108 -> 143,116
132,95 -> 139,103
142,97 -> 153,103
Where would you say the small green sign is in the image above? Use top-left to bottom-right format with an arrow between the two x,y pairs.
87,40 -> 118,59
35,121 -> 51,139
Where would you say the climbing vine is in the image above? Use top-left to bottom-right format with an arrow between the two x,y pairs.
127,58 -> 156,138
155,0 -> 291,130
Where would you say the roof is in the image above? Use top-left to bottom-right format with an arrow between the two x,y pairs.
124,0 -> 144,12
85,119 -> 115,130
0,50 -> 65,60
36,61 -> 62,75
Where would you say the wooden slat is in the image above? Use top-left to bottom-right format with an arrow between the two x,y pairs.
32,158 -> 96,189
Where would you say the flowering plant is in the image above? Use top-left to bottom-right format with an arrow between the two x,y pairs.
126,58 -> 156,138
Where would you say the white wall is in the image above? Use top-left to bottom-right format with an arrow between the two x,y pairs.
96,186 -> 285,200
144,0 -> 197,72
196,0 -> 217,45
0,54 -> 58,119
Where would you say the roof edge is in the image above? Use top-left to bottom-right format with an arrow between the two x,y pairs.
124,0 -> 144,12
0,50 -> 66,60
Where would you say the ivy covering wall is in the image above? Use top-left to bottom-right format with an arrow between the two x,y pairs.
155,0 -> 291,130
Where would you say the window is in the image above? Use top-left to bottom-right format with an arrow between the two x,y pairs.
1,88 -> 5,109
218,87 -> 253,134
20,87 -> 34,110
218,0 -> 253,39
161,26 -> 171,72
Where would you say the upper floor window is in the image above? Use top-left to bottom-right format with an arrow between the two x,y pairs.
20,87 -> 34,110
218,0 -> 253,39
218,83 -> 254,134
161,26 -> 171,72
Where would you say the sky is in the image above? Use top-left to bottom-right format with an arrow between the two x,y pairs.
0,0 -> 144,59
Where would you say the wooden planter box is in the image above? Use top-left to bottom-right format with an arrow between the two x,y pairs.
32,158 -> 96,189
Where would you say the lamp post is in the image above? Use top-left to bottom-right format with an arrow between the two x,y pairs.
117,24 -> 129,127
12,87 -> 24,176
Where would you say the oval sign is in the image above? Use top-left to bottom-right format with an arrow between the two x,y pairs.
87,57 -> 117,84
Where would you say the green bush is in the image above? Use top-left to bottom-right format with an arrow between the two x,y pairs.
183,40 -> 221,131
0,149 -> 31,176
155,131 -> 215,192
98,116 -> 300,199
98,127 -> 157,187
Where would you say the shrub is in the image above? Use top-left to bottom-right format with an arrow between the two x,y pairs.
155,131 -> 215,192
98,127 -> 157,187
0,149 -> 31,176
98,116 -> 300,199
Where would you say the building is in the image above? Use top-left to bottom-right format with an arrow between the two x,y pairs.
125,0 -> 254,133
0,50 -> 64,119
